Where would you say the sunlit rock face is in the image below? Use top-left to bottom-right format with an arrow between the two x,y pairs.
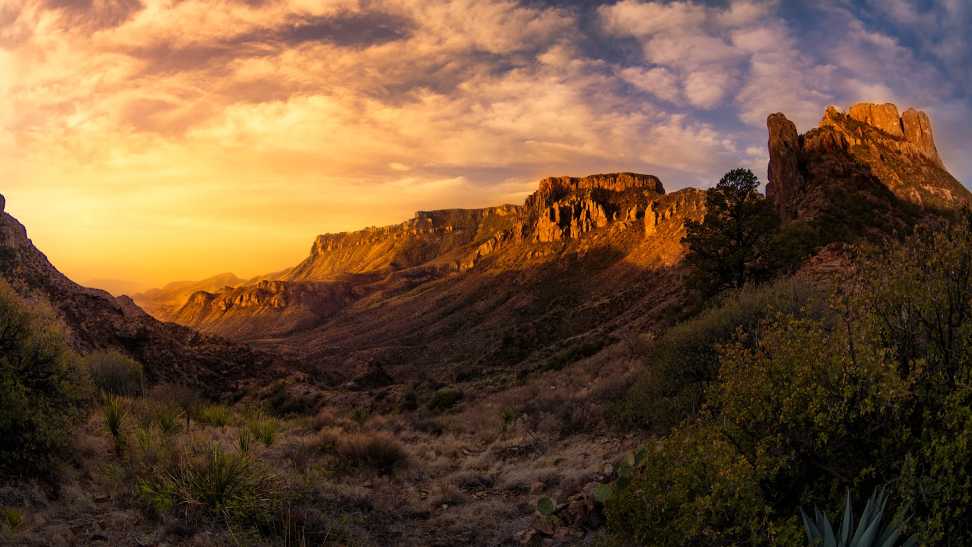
900,108 -> 944,169
168,171 -> 706,367
847,102 -> 905,138
767,102 -> 968,217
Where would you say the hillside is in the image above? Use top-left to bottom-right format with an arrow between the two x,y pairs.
0,204 -> 286,396
169,174 -> 706,382
132,272 -> 244,320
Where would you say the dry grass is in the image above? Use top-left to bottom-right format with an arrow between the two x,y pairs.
2,346 -> 647,546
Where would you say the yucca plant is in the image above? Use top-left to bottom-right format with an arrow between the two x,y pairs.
800,488 -> 918,547
103,393 -> 127,454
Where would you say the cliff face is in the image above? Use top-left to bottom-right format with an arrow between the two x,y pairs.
0,200 -> 287,395
169,173 -> 705,378
767,102 -> 968,218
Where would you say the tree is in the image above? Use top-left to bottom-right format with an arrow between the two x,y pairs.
684,168 -> 779,295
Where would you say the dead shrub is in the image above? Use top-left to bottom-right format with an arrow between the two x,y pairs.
332,433 -> 408,475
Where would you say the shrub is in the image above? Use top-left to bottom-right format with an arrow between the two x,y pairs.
247,416 -> 279,447
85,350 -> 143,396
333,433 -> 407,475
138,443 -> 281,530
604,425 -> 792,546
614,278 -> 828,431
0,507 -> 24,533
0,282 -> 86,478
427,387 -> 463,413
103,393 -> 127,454
149,383 -> 201,430
196,404 -> 233,428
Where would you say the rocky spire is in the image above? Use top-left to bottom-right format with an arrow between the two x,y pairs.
765,113 -> 804,218
901,107 -> 944,168
0,193 -> 5,216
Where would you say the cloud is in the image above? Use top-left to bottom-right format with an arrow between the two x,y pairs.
1,0 -> 969,286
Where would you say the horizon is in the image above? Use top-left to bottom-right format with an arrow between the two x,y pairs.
3,0 -> 970,290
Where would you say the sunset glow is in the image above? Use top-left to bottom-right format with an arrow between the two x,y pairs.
3,0 -> 970,290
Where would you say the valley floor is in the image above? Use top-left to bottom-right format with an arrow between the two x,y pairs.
1,344 -> 642,547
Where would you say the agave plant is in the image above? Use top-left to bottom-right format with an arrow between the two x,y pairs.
800,488 -> 918,547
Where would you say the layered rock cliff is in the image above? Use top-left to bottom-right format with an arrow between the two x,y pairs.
767,102 -> 968,218
170,174 -> 706,370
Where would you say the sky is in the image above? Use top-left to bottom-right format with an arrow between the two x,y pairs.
1,0 -> 970,292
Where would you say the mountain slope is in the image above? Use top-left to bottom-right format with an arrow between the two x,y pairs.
132,272 -> 244,320
171,173 -> 704,380
0,203 -> 285,395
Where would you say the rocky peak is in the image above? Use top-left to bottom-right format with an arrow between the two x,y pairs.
766,113 -> 804,217
0,193 -> 5,216
525,173 -> 666,243
832,102 -> 945,168
847,102 -> 905,138
527,172 -> 664,210
901,108 -> 943,169
769,103 -> 968,214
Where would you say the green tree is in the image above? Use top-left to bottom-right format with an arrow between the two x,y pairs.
684,168 -> 779,295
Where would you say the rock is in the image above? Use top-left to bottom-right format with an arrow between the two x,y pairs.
0,193 -> 5,215
848,102 -> 904,138
768,103 -> 968,215
766,112 -> 804,218
902,108 -> 944,168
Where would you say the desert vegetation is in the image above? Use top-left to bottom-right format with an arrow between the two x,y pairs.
597,213 -> 972,544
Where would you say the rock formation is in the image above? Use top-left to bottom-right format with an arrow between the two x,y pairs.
901,108 -> 944,168
847,102 -> 905,138
768,102 -> 968,217
766,113 -> 805,218
168,173 -> 705,381
0,193 -> 5,216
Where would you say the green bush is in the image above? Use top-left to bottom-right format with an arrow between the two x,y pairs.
427,387 -> 463,413
0,507 -> 24,533
85,350 -> 143,396
603,220 -> 972,544
604,424 -> 796,546
614,278 -> 827,431
0,282 -> 86,478
138,443 -> 282,530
